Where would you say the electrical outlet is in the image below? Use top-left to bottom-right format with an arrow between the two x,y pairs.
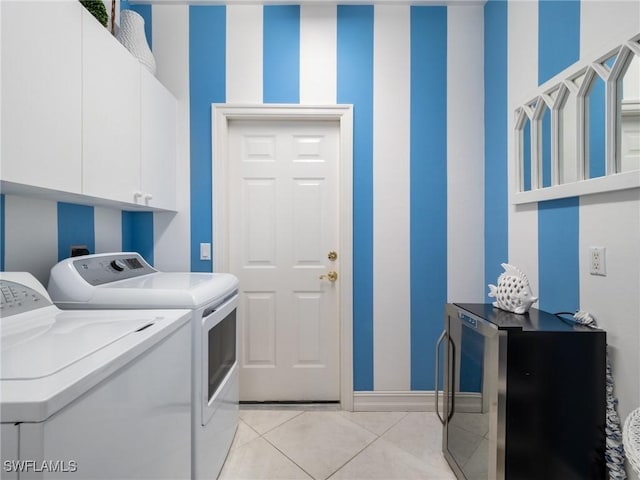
590,246 -> 606,276
70,245 -> 89,257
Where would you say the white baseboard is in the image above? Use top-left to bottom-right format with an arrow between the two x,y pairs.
352,391 -> 438,412
352,391 -> 482,412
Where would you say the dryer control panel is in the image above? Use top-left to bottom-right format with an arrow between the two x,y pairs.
1,280 -> 51,316
72,253 -> 157,286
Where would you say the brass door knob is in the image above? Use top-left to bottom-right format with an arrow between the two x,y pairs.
319,271 -> 338,282
328,251 -> 338,261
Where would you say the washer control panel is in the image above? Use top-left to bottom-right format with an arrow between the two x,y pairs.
1,280 -> 51,316
73,253 -> 157,286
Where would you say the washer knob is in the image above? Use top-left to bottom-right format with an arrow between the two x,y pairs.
110,259 -> 126,272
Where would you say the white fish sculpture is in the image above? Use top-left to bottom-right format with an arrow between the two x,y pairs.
488,263 -> 538,314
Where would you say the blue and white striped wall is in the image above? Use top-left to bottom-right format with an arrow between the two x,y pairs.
181,4 -> 487,395
1,4 -> 486,398
2,1 -> 637,415
114,3 -> 487,394
0,194 -> 155,285
504,0 -> 640,424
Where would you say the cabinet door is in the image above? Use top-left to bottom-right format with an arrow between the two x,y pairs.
140,69 -> 177,211
82,10 -> 141,204
1,1 -> 82,193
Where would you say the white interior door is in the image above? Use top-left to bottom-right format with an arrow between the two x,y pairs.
228,119 -> 340,401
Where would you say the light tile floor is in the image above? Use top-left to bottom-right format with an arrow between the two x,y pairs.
219,407 -> 456,480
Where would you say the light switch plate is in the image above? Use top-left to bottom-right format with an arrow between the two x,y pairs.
200,243 -> 211,261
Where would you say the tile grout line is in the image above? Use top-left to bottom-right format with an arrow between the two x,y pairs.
239,418 -> 262,439
261,434 -> 318,480
378,411 -> 411,436
339,410 -> 411,438
259,411 -> 328,480
230,410 -> 451,480
260,410 -> 382,480
240,409 -> 306,436
225,413 -> 315,480
260,410 -> 306,436
335,411 -> 452,477
324,435 -> 389,480
255,411 -> 316,479
381,413 -> 457,478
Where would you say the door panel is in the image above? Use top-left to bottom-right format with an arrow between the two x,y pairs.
293,292 -> 326,366
229,119 -> 339,401
293,180 -> 324,263
243,292 -> 276,366
243,179 -> 277,265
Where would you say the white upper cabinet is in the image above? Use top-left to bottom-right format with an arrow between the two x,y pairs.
1,4 -> 178,212
1,1 -> 83,193
140,69 -> 177,211
81,9 -> 142,205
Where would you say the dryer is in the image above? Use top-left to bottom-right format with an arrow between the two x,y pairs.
0,272 -> 191,479
48,253 -> 239,480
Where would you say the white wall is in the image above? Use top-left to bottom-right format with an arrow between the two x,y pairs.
94,206 -> 122,253
507,0 -> 539,295
580,189 -> 640,423
447,5 -> 485,303
372,5 -> 412,390
507,0 -> 640,429
4,196 -> 58,285
151,5 -> 191,273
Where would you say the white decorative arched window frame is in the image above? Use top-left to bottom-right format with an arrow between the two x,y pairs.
513,34 -> 640,203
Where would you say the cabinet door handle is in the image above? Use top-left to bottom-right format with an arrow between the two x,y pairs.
134,191 -> 143,202
144,193 -> 153,203
435,330 -> 447,425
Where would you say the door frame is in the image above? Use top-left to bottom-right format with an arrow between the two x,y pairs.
211,104 -> 354,411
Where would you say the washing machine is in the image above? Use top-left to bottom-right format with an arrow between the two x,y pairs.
48,252 -> 239,480
0,272 -> 191,479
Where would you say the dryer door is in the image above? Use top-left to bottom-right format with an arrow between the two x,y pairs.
201,293 -> 238,426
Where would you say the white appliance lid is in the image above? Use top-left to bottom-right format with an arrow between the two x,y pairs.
1,308 -> 156,380
1,306 -> 191,423
48,253 -> 239,309
78,272 -> 237,309
111,271 -> 234,291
